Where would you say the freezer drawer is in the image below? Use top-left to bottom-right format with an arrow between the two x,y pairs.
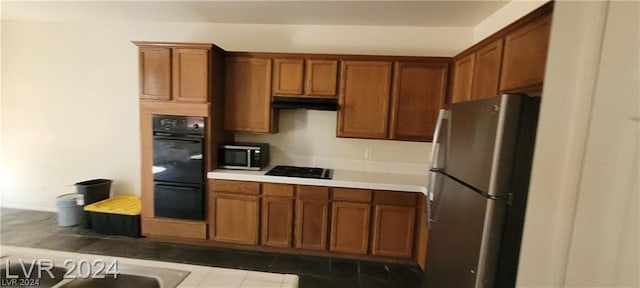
424,174 -> 507,288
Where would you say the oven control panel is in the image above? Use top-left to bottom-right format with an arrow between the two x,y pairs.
152,115 -> 205,135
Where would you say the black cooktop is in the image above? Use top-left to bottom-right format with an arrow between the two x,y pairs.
265,165 -> 333,180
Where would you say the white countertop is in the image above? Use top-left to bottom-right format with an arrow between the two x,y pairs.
208,167 -> 428,194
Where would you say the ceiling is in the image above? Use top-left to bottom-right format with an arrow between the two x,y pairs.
2,1 -> 509,27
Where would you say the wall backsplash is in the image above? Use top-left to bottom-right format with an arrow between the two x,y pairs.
234,110 -> 432,174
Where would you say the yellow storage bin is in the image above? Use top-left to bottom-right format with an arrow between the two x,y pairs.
83,196 -> 141,237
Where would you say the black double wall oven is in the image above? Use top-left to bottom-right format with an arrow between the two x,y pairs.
152,115 -> 205,220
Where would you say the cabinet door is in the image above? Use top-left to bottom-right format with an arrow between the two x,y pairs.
261,197 -> 293,247
450,53 -> 475,103
295,199 -> 329,250
372,204 -> 416,258
330,202 -> 371,254
210,193 -> 259,245
139,47 -> 171,100
273,59 -> 304,95
338,61 -> 392,139
172,48 -> 209,102
500,13 -> 552,92
472,39 -> 504,100
224,57 -> 275,133
390,62 -> 448,141
305,60 -> 338,97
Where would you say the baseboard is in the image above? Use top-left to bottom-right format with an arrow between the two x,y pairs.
0,203 -> 57,212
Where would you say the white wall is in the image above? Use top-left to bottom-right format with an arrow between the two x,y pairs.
473,0 -> 548,43
0,19 -> 471,211
517,0 -> 640,286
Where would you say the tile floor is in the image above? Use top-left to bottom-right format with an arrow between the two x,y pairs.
0,208 -> 423,288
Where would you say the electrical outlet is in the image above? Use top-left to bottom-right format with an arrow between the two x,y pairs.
364,148 -> 373,160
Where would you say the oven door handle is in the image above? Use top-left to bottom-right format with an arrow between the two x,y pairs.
153,137 -> 202,144
155,184 -> 200,191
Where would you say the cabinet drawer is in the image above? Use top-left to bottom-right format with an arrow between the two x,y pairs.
142,217 -> 207,240
209,179 -> 260,194
374,191 -> 417,206
263,183 -> 295,197
297,185 -> 329,200
333,188 -> 372,203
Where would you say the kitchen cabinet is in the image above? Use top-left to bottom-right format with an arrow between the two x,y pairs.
500,13 -> 552,92
450,53 -> 475,103
294,186 -> 329,250
172,48 -> 209,102
372,191 -> 417,258
138,47 -> 171,101
330,188 -> 372,255
305,60 -> 338,97
338,61 -> 393,139
224,57 -> 277,133
471,39 -> 504,100
390,62 -> 449,141
261,183 -> 294,248
272,58 -> 338,97
273,59 -> 304,95
209,180 -> 260,245
136,44 -> 211,102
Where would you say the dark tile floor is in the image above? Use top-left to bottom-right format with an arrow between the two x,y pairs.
0,208 -> 423,288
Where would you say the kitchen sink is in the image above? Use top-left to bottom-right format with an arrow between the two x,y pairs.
0,263 -> 68,288
0,255 -> 189,288
61,274 -> 160,288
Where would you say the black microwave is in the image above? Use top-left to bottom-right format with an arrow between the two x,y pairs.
218,143 -> 270,170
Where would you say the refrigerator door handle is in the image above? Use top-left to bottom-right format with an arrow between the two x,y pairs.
427,109 -> 450,229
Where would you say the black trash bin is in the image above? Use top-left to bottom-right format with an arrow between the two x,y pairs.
75,179 -> 112,228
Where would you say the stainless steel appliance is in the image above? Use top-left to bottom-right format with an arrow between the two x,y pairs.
265,165 -> 333,179
152,115 -> 205,220
219,143 -> 269,170
423,94 -> 540,287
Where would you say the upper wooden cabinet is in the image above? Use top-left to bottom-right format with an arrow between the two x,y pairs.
450,53 -> 475,103
272,59 -> 338,98
172,48 -> 209,102
390,62 -> 449,141
471,39 -> 504,100
135,43 -> 212,103
500,13 -> 552,92
305,60 -> 338,97
338,61 -> 393,139
139,47 -> 171,101
224,57 -> 277,133
273,59 -> 304,95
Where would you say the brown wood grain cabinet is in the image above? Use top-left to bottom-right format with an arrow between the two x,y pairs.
224,57 -> 277,133
295,186 -> 329,250
330,188 -> 372,255
139,47 -> 172,100
390,62 -> 449,141
136,44 -> 211,102
500,13 -> 552,92
471,39 -> 504,100
450,53 -> 475,103
172,48 -> 209,102
338,61 -> 393,139
210,192 -> 260,245
305,60 -> 338,97
371,204 -> 416,258
261,183 -> 295,247
273,59 -> 304,95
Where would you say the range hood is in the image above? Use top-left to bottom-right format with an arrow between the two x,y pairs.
272,96 -> 339,111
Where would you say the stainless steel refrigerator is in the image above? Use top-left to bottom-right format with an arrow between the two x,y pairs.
423,94 -> 540,288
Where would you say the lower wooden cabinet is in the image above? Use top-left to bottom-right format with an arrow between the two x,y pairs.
330,202 -> 371,254
261,197 -> 294,247
295,199 -> 329,250
210,193 -> 259,245
371,204 -> 416,258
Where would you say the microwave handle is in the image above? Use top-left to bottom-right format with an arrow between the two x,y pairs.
247,149 -> 252,167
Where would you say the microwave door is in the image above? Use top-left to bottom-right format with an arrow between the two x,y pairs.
220,148 -> 260,170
